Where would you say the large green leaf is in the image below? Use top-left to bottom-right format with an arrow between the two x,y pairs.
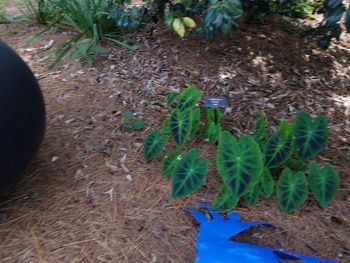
172,149 -> 209,198
207,122 -> 221,144
255,111 -> 268,148
264,130 -> 293,169
307,161 -> 340,208
170,109 -> 192,147
189,108 -> 201,137
213,184 -> 239,211
259,167 -> 274,198
144,130 -> 169,160
217,131 -> 263,197
276,169 -> 308,214
178,86 -> 203,112
294,112 -> 328,161
161,150 -> 181,177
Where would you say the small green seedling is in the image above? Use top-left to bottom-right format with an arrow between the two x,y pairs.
122,111 -> 144,130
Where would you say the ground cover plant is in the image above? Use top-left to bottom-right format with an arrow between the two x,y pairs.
144,86 -> 341,214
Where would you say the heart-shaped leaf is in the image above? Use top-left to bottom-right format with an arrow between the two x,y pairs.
294,112 -> 328,161
264,130 -> 293,169
178,86 -> 203,112
162,150 -> 181,176
189,107 -> 201,137
260,167 -> 274,198
207,122 -> 221,144
307,161 -> 340,208
217,131 -> 263,197
172,148 -> 209,198
277,169 -> 308,214
213,184 -> 239,211
170,109 -> 192,147
144,130 -> 169,160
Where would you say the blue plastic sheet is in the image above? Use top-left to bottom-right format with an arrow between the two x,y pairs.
186,202 -> 338,263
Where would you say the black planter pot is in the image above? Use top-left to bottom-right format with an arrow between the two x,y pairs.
0,41 -> 46,194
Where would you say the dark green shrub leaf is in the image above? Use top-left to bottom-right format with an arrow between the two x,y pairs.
255,111 -> 268,148
178,86 -> 203,111
144,130 -> 169,160
172,149 -> 209,198
294,112 -> 328,161
244,183 -> 260,205
189,108 -> 201,137
162,150 -> 181,176
264,130 -> 293,169
308,161 -> 340,208
325,6 -> 344,26
167,92 -> 178,106
276,169 -> 308,214
345,9 -> 350,32
217,131 -> 263,197
260,167 -> 274,198
347,150 -> 350,161
213,184 -> 239,211
170,109 -> 192,147
207,122 -> 221,144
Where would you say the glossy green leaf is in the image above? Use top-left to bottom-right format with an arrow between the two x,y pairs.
167,92 -> 178,106
144,130 -> 169,160
276,169 -> 308,214
217,131 -> 263,197
308,161 -> 340,208
189,108 -> 201,137
255,111 -> 268,148
207,122 -> 221,144
294,112 -> 328,161
172,149 -> 209,198
213,184 -> 239,211
264,130 -> 293,169
244,183 -> 260,205
178,86 -> 203,112
162,150 -> 181,176
170,109 -> 192,147
260,167 -> 274,198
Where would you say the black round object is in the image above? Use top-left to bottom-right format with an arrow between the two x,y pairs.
0,41 -> 46,194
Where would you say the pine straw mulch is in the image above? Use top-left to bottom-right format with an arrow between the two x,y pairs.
0,14 -> 349,263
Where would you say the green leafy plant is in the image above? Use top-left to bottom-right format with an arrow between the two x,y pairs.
143,86 -> 341,213
122,111 -> 144,130
25,0 -> 138,69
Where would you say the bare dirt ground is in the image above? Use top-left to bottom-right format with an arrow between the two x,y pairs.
0,4 -> 349,263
